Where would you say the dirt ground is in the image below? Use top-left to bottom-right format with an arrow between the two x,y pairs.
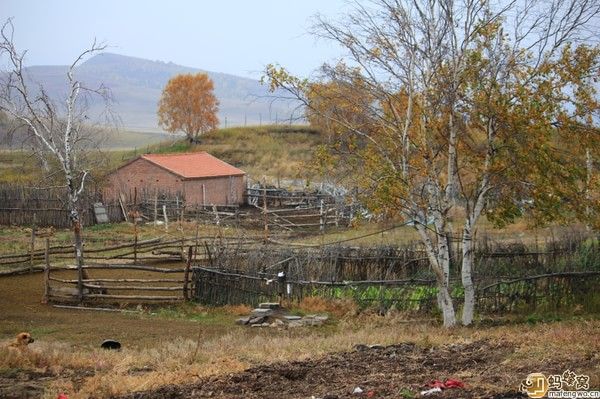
0,271 -> 233,399
114,340 -> 528,399
0,271 -> 231,347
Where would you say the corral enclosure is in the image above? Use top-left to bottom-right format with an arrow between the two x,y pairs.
0,182 -> 355,232
193,231 -> 600,315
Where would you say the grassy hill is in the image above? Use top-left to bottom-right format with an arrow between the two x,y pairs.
0,125 -> 323,185
121,125 -> 324,183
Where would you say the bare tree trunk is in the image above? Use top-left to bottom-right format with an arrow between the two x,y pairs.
439,280 -> 456,327
415,222 -> 456,327
436,235 -> 455,327
69,194 -> 86,303
461,222 -> 476,325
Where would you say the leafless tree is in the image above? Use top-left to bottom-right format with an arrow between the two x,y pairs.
0,19 -> 113,302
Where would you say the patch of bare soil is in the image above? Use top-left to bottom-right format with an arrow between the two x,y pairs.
114,340 -> 526,399
0,368 -> 93,399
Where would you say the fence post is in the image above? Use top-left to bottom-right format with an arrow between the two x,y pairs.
162,205 -> 169,231
277,270 -> 286,306
133,216 -> 138,265
29,213 -> 37,273
42,238 -> 50,304
263,184 -> 269,243
154,193 -> 158,226
319,199 -> 324,232
184,246 -> 193,301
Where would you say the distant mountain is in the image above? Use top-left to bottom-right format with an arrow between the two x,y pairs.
21,53 -> 300,131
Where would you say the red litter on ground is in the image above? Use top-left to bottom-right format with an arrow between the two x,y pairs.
429,379 -> 465,389
57,394 -> 69,399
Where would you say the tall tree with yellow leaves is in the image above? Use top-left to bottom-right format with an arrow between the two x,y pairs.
158,73 -> 219,143
266,0 -> 600,327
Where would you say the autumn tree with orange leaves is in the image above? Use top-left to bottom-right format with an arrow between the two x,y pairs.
266,0 -> 600,327
158,73 -> 219,143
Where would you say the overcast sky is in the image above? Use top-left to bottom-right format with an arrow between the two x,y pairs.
1,0 -> 351,79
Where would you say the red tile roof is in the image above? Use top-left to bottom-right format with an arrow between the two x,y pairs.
141,152 -> 245,179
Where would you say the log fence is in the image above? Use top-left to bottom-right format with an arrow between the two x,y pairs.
43,245 -> 197,304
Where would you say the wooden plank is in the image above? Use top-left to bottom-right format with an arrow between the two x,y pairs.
183,246 -> 192,300
93,202 -> 109,224
52,305 -> 139,313
61,264 -> 186,273
84,294 -> 184,300
50,277 -> 185,283
83,284 -> 183,291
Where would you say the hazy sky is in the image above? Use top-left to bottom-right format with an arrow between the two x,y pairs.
2,0 -> 351,79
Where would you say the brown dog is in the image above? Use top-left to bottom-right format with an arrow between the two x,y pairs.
8,332 -> 35,351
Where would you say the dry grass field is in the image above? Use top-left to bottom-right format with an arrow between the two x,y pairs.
1,269 -> 599,398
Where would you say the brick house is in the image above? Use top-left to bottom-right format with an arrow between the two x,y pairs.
103,152 -> 246,206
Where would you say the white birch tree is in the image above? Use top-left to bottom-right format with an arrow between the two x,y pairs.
265,0 -> 600,327
0,19 -> 112,301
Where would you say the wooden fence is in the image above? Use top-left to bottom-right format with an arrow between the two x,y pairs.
191,233 -> 600,315
192,265 -> 600,315
124,187 -> 354,232
0,233 -> 267,274
0,183 -> 357,231
477,271 -> 600,314
43,246 -> 195,304
0,184 -> 125,228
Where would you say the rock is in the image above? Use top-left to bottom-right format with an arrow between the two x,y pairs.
235,317 -> 251,325
251,308 -> 274,316
283,315 -> 302,321
352,387 -> 364,394
354,343 -> 384,351
302,318 -> 323,327
314,315 -> 329,322
288,321 -> 304,328
248,316 -> 266,325
258,302 -> 281,309
250,322 -> 271,328
270,319 -> 285,328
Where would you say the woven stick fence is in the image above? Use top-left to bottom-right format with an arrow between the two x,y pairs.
193,232 -> 600,315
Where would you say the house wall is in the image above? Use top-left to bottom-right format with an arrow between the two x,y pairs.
103,158 -> 246,205
183,175 -> 245,206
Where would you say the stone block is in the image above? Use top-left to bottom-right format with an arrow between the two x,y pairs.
235,317 -> 251,325
258,302 -> 281,309
251,308 -> 274,316
287,321 -> 304,328
248,316 -> 266,325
